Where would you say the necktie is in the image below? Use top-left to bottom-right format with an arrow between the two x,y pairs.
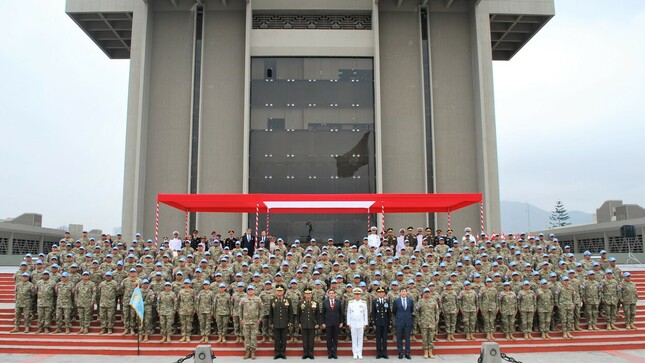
403,298 -> 407,310
331,299 -> 334,310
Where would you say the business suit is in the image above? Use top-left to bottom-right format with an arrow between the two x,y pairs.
241,234 -> 256,256
371,296 -> 391,358
322,296 -> 345,358
392,296 -> 414,357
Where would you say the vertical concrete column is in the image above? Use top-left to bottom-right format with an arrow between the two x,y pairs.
122,1 -> 153,239
372,0 -> 384,232
241,0 -> 253,231
471,7 -> 501,232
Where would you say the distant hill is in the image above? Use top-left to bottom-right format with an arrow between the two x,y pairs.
501,201 -> 593,234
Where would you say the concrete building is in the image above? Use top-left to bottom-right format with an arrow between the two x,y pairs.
66,0 -> 554,241
538,201 -> 645,263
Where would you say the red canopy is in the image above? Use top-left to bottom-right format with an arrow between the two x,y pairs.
157,193 -> 482,214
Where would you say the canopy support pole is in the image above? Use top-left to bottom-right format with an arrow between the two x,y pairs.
255,203 -> 259,249
447,210 -> 451,230
480,201 -> 485,235
154,201 -> 160,245
185,211 -> 189,238
381,201 -> 385,234
367,210 -> 371,234
266,209 -> 270,236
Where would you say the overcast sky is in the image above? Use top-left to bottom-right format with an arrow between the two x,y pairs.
0,1 -> 643,232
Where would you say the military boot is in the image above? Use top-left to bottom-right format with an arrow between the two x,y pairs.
251,348 -> 256,360
160,336 -> 166,343
43,328 -> 50,334
428,349 -> 436,359
36,328 -> 44,334
612,323 -> 620,330
203,336 -> 209,343
423,349 -> 429,359
523,333 -> 528,339
99,328 -> 106,335
166,335 -> 172,343
9,326 -> 19,333
243,349 -> 251,360
23,327 -> 30,333
107,328 -> 113,334
544,333 -> 552,339
121,329 -> 128,336
65,328 -> 70,334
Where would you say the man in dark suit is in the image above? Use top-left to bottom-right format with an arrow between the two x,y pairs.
322,289 -> 344,359
241,228 -> 256,256
269,285 -> 291,360
371,287 -> 391,359
391,288 -> 413,359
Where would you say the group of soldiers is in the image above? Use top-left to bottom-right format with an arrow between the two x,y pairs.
11,227 -> 640,360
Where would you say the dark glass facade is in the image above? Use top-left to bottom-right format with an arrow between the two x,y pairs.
250,58 -> 376,242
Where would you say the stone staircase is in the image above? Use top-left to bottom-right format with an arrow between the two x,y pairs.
0,270 -> 642,356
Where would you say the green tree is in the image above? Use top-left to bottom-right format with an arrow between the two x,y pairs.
549,200 -> 571,228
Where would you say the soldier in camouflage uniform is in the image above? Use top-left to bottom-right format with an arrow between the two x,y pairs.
479,278 -> 498,341
121,268 -> 141,336
214,282 -> 231,343
178,278 -> 196,342
11,272 -> 33,333
258,280 -> 275,343
196,280 -> 215,343
157,282 -> 178,343
35,270 -> 56,333
286,280 -> 302,342
140,279 -> 156,342
459,280 -> 478,341
581,270 -> 601,330
620,272 -> 638,329
240,285 -> 263,360
54,272 -> 74,334
98,271 -> 119,334
601,269 -> 619,330
74,271 -> 96,334
440,281 -> 458,341
536,279 -> 553,339
499,282 -> 517,340
557,276 -> 577,339
517,281 -> 536,339
232,281 -> 247,343
417,287 -> 438,359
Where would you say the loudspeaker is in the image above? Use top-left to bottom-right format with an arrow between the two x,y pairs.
621,225 -> 636,238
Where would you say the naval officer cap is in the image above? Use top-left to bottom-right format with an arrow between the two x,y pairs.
352,288 -> 362,294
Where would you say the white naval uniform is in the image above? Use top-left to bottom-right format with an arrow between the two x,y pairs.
346,299 -> 368,359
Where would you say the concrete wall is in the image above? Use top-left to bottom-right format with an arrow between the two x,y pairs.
378,9 -> 427,230
197,3 -> 246,234
141,2 -> 195,238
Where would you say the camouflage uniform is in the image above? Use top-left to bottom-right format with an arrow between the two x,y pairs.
499,288 -> 517,336
581,277 -> 601,328
259,285 -> 275,340
518,287 -> 536,335
440,287 -> 458,337
240,292 -> 263,353
620,277 -> 638,328
157,288 -> 178,339
214,288 -> 231,340
195,286 -> 215,339
54,278 -> 74,332
417,295 -> 438,350
536,285 -> 554,334
98,277 -> 119,333
286,286 -> 302,340
459,286 -> 478,337
141,286 -> 156,337
231,288 -> 246,340
479,285 -> 499,335
35,277 -> 56,332
121,276 -> 141,332
13,278 -> 34,332
557,283 -> 577,334
601,276 -> 619,328
74,277 -> 96,333
178,287 -> 196,340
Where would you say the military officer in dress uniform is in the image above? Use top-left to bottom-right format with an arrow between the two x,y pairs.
299,288 -> 320,359
269,285 -> 291,359
347,287 -> 368,360
371,286 -> 391,359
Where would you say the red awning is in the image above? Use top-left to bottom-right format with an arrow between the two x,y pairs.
157,193 -> 482,214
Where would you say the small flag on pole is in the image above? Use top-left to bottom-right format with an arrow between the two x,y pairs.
130,286 -> 144,326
